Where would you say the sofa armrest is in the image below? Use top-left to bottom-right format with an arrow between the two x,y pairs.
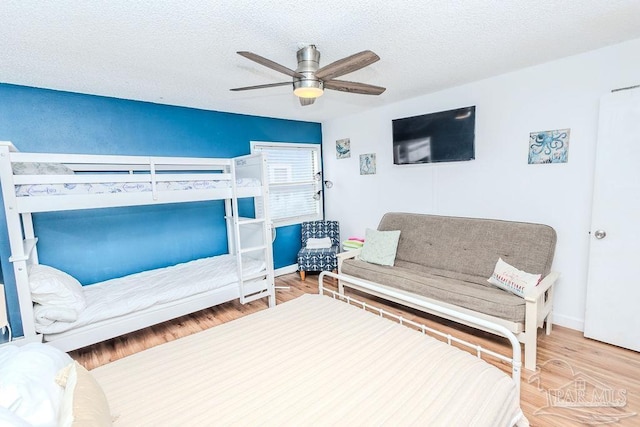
337,248 -> 361,260
337,248 -> 361,273
525,271 -> 560,303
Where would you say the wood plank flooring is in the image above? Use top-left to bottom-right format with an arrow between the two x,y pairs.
70,273 -> 640,426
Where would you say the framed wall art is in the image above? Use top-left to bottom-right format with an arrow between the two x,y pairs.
528,128 -> 570,164
336,138 -> 351,159
360,153 -> 376,175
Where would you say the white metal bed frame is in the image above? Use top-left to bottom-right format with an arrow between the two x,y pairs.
319,271 -> 522,399
0,141 -> 275,350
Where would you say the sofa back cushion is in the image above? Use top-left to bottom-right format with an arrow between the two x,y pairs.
377,213 -> 556,278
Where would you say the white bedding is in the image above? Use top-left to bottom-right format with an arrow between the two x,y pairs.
92,294 -> 527,426
15,177 -> 260,197
34,254 -> 265,334
0,344 -> 72,427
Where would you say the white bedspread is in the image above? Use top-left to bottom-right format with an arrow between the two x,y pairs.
34,255 -> 265,334
91,294 -> 527,426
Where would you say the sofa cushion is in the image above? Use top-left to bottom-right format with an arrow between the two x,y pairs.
341,258 -> 526,323
377,213 -> 556,279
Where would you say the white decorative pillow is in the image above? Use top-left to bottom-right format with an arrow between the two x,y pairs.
12,162 -> 75,175
487,258 -> 541,298
359,228 -> 401,266
56,362 -> 112,427
28,264 -> 87,314
0,343 -> 73,427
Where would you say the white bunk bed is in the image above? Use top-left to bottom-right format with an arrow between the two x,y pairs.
0,141 -> 275,351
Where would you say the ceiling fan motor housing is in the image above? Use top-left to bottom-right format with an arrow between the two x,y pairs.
293,45 -> 324,98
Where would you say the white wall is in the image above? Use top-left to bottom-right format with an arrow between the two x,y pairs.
321,37 -> 640,331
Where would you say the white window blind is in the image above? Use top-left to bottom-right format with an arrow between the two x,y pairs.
251,142 -> 322,227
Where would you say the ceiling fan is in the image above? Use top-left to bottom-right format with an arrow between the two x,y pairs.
230,45 -> 386,106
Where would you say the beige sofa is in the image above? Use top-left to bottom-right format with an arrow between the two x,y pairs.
337,212 -> 558,371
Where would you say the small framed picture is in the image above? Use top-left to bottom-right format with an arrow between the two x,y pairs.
360,153 -> 376,175
336,138 -> 351,159
528,128 -> 570,164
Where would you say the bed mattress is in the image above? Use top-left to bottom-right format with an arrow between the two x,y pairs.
91,294 -> 526,426
34,254 -> 265,334
15,177 -> 260,197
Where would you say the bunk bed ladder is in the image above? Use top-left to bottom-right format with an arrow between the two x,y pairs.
0,142 -> 40,340
230,155 -> 275,307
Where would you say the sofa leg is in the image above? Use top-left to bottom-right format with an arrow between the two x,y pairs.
523,298 -> 540,371
545,312 -> 553,335
524,335 -> 537,371
299,271 -> 306,281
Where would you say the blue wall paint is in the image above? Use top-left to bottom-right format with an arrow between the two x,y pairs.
0,84 -> 321,336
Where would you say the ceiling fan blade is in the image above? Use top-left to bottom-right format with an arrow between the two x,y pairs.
299,97 -> 316,106
230,82 -> 291,92
315,50 -> 380,80
324,80 -> 386,95
237,51 -> 304,78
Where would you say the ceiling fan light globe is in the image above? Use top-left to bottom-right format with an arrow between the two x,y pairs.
293,86 -> 324,99
293,79 -> 324,99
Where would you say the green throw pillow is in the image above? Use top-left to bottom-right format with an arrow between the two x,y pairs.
359,228 -> 401,266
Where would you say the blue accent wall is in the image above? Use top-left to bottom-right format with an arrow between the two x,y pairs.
0,84 -> 321,336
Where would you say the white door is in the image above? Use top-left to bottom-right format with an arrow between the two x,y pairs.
584,89 -> 640,351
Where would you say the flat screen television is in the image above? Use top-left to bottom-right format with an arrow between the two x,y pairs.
392,106 -> 476,164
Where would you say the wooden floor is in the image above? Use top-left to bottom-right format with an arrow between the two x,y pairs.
70,273 -> 640,426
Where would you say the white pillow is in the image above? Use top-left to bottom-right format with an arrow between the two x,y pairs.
28,265 -> 86,314
12,162 -> 75,175
34,305 -> 81,326
0,343 -> 73,427
359,228 -> 401,266
487,258 -> 541,298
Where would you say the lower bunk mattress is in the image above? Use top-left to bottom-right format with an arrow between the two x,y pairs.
34,254 -> 265,335
91,293 -> 527,426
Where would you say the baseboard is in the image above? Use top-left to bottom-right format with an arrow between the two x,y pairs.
274,264 -> 298,277
552,313 -> 584,332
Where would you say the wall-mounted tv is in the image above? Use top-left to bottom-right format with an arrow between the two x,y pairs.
392,106 -> 476,164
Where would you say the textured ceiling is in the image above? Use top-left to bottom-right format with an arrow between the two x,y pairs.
1,1 -> 640,123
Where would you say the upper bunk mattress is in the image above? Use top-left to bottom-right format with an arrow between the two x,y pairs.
34,254 -> 265,334
91,294 -> 526,426
15,177 -> 260,197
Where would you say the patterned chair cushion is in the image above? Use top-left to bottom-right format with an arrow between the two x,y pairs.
298,221 -> 340,272
297,246 -> 340,272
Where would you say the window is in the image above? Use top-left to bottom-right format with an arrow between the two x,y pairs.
251,141 -> 322,227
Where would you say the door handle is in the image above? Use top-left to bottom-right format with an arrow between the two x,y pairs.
594,230 -> 607,239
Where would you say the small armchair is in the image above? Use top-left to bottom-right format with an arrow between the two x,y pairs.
297,220 -> 340,280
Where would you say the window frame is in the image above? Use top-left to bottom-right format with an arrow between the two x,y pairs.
250,141 -> 323,227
